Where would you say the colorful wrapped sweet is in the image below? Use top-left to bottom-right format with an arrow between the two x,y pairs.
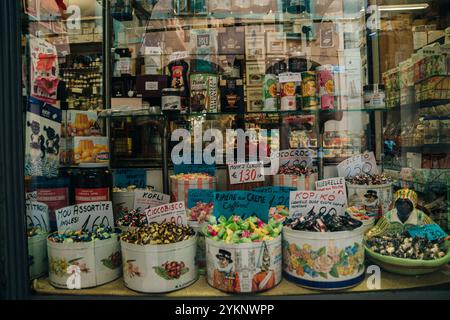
187,201 -> 213,223
269,205 -> 290,223
272,165 -> 318,190
170,173 -> 216,205
48,226 -> 118,243
116,208 -> 147,231
120,222 -> 195,245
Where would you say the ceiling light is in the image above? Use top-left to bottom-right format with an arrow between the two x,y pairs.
378,3 -> 429,11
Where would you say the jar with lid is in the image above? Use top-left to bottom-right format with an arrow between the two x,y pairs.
73,163 -> 112,204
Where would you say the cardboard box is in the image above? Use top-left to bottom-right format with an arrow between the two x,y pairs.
245,33 -> 265,60
65,110 -> 100,137
246,86 -> 263,112
218,26 -> 245,55
71,136 -> 110,165
245,60 -> 265,87
136,75 -> 169,98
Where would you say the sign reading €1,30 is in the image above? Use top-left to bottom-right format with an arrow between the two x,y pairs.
228,162 -> 264,185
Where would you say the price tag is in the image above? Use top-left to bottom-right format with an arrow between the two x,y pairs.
279,72 -> 302,83
187,189 -> 215,209
228,162 -> 264,185
26,201 -> 50,232
145,81 -> 158,91
145,46 -> 162,55
337,151 -> 379,178
407,224 -> 448,241
169,51 -> 189,62
114,168 -> 147,189
213,191 -> 271,223
254,187 -> 295,208
144,201 -> 187,226
55,201 -> 114,232
271,148 -> 315,173
315,177 -> 347,205
133,190 -> 170,211
289,190 -> 347,219
173,163 -> 216,176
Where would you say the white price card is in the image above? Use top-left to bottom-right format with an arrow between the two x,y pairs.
26,201 -> 50,232
270,148 -> 315,173
144,201 -> 188,226
315,177 -> 347,206
133,190 -> 171,211
169,51 -> 189,62
289,190 -> 347,218
55,201 -> 114,232
228,162 -> 265,185
144,46 -> 162,55
337,151 -> 379,178
279,72 -> 302,83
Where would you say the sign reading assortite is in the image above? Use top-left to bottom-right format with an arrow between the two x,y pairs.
55,201 -> 114,232
213,191 -> 271,223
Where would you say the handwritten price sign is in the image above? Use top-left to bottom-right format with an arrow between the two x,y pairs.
289,190 -> 347,219
55,201 -> 114,232
133,190 -> 170,211
144,201 -> 187,226
26,201 -> 50,232
337,151 -> 379,178
228,162 -> 264,185
213,191 -> 271,223
315,177 -> 347,206
270,148 -> 315,174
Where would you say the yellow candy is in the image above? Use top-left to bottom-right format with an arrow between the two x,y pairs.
225,228 -> 234,243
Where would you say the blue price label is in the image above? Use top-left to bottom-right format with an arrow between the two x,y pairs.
407,224 -> 448,241
213,191 -> 270,223
254,186 -> 294,208
114,169 -> 147,188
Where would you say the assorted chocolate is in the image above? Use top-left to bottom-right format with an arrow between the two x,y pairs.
278,164 -> 315,176
48,226 -> 117,243
285,211 -> 362,232
116,208 -> 148,228
205,215 -> 282,243
366,233 -> 447,260
346,173 -> 392,185
187,201 -> 213,223
120,222 -> 195,245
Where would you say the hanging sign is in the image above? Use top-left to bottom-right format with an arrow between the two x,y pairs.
187,189 -> 215,208
133,190 -> 171,211
114,168 -> 147,188
213,191 -> 271,223
337,151 -> 379,178
289,190 -> 347,219
228,162 -> 264,185
144,201 -> 188,226
55,201 -> 114,232
26,201 -> 50,232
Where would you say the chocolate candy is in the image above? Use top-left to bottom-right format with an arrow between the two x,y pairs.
187,202 -> 213,223
120,222 -> 195,245
285,211 -> 362,232
205,215 -> 282,243
278,164 -> 316,176
48,226 -> 117,243
116,208 -> 148,228
346,173 -> 392,185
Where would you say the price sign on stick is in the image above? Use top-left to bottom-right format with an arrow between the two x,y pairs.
337,151 -> 379,178
270,148 -> 315,174
315,177 -> 347,206
289,190 -> 347,219
144,201 -> 187,226
26,201 -> 50,232
228,162 -> 264,185
55,201 -> 114,232
133,190 -> 170,211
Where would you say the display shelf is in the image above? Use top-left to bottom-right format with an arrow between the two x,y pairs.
32,266 -> 450,297
389,99 -> 450,111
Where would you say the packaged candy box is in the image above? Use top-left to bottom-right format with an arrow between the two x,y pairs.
71,136 -> 110,165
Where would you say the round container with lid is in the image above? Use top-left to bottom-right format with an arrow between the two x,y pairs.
73,163 -> 112,204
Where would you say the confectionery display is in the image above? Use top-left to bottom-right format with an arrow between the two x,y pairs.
285,212 -> 362,232
120,223 -> 195,245
115,209 -> 147,229
48,226 -> 118,243
345,173 -> 392,185
187,201 -> 213,223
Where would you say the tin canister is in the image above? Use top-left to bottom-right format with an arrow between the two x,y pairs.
316,65 -> 336,110
301,71 -> 318,110
280,81 -> 297,110
263,74 -> 278,111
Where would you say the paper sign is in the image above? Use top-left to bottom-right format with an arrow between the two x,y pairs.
26,201 -> 50,232
173,163 -> 216,176
187,189 -> 215,209
228,162 -> 264,185
271,148 -> 315,173
213,191 -> 271,223
114,168 -> 147,189
169,51 -> 189,62
133,190 -> 171,211
144,201 -> 187,226
289,190 -> 347,219
254,187 -> 294,209
407,224 -> 448,241
279,72 -> 302,83
315,177 -> 347,205
337,151 -> 379,178
145,46 -> 162,55
55,201 -> 114,232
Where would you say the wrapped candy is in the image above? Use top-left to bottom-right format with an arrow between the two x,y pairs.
120,222 -> 195,245
346,206 -> 371,221
27,226 -> 47,238
205,215 -> 282,243
269,205 -> 290,222
171,173 -> 213,180
48,226 -> 117,243
187,201 -> 213,223
116,208 -> 148,228
346,173 -> 392,185
285,211 -> 362,232
278,164 -> 316,176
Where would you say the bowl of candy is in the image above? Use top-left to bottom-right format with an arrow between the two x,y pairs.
346,206 -> 375,233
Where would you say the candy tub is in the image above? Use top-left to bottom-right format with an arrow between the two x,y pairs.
112,191 -> 135,221
120,236 -> 198,293
205,236 -> 282,293
188,221 -> 208,275
282,226 -> 366,290
28,232 -> 48,279
346,182 -> 393,218
272,173 -> 317,190
47,232 -> 122,289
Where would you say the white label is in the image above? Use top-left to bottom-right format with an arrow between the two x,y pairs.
315,177 -> 347,206
169,51 -> 189,62
55,201 -> 114,232
117,59 -> 131,72
228,162 -> 265,185
145,81 -> 158,91
144,201 -> 188,226
270,148 -> 315,173
337,151 -> 379,178
145,46 -> 162,55
289,190 -> 347,218
279,72 -> 302,83
161,95 -> 181,110
26,201 -> 50,232
133,191 -> 171,211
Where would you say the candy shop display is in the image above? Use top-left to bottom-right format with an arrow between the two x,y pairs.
346,174 -> 393,218
28,227 -> 48,280
205,216 -> 282,293
112,186 -> 154,221
272,165 -> 318,190
346,206 -> 375,233
170,173 -> 216,205
120,223 -> 198,293
115,208 -> 147,232
269,206 -> 290,223
47,226 -> 122,289
284,212 -> 363,233
187,201 -> 214,224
